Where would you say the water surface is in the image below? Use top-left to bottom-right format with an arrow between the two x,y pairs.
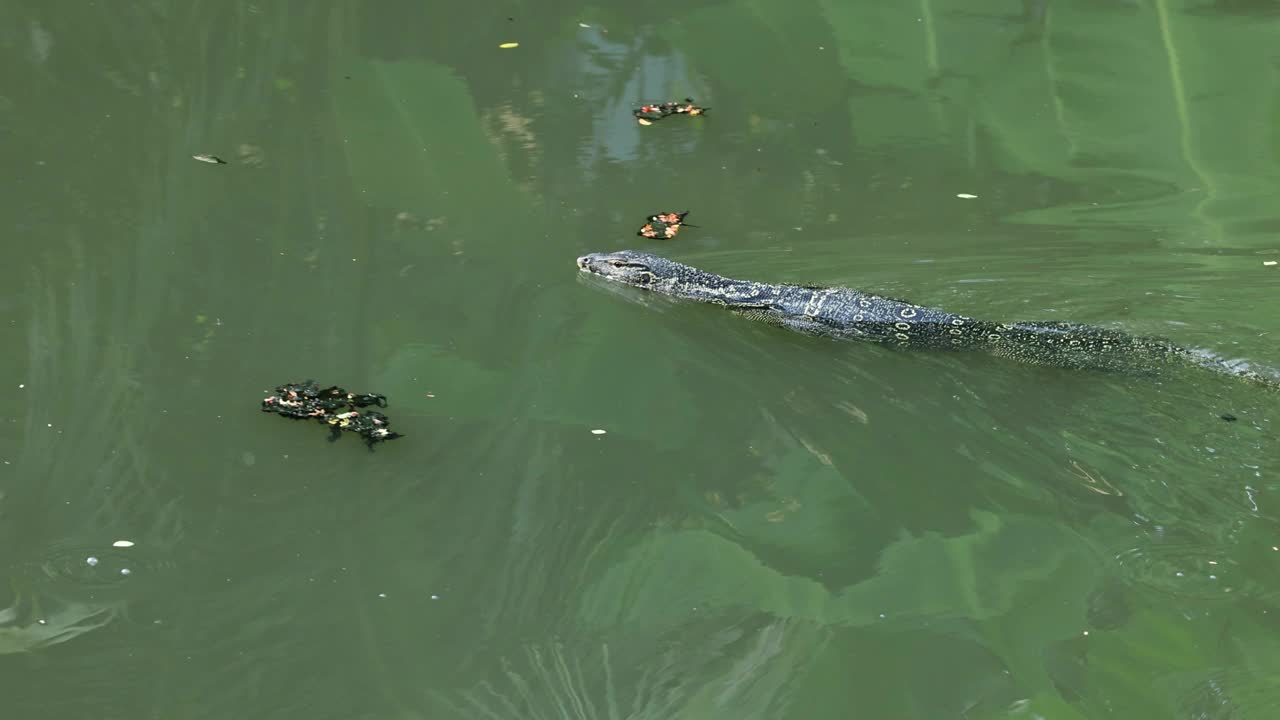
2,1 -> 1280,718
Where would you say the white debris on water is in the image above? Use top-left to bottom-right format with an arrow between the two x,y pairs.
112,540 -> 135,548
1264,260 -> 1277,266
956,193 -> 978,199
86,556 -> 98,566
590,429 -> 607,435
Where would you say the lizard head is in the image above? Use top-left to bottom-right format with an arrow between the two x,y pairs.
576,250 -> 703,295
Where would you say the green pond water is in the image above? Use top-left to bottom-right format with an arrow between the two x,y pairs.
2,1 -> 1280,718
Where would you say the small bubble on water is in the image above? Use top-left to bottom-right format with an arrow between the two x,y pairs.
120,568 -> 131,576
86,556 -> 99,566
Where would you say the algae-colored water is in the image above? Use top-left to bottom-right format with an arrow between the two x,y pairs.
3,2 -> 1279,718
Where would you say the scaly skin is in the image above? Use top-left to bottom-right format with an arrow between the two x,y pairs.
576,250 -> 1269,382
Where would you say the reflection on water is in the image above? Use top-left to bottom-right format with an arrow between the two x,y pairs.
438,621 -> 826,720
3,238 -> 182,659
0,596 -> 117,656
